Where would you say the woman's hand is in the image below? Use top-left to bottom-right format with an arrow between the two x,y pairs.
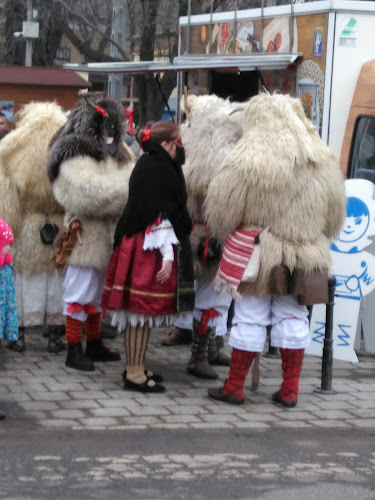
156,260 -> 173,284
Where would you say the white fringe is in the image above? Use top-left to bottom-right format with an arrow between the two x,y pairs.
111,310 -> 178,332
213,275 -> 241,301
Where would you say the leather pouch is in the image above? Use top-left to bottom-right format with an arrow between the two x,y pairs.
269,265 -> 291,296
289,268 -> 329,305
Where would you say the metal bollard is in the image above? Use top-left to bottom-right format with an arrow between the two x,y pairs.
315,276 -> 336,394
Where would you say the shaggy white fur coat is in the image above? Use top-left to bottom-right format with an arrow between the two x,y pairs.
53,154 -> 134,272
204,93 -> 346,296
181,94 -> 242,280
0,102 -> 67,274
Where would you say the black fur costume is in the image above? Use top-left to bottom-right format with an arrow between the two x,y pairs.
48,97 -> 131,182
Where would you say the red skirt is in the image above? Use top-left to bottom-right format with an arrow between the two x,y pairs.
102,232 -> 178,317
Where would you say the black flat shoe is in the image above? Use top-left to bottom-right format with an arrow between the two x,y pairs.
208,387 -> 245,405
123,378 -> 166,393
122,369 -> 164,383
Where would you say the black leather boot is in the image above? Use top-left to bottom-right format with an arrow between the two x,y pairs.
66,342 -> 95,371
85,338 -> 121,362
187,319 -> 218,379
207,331 -> 230,366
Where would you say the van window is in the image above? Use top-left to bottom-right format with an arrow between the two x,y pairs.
348,116 -> 375,181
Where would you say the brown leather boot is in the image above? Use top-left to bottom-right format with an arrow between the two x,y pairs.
187,320 -> 218,379
162,327 -> 192,346
208,332 -> 230,366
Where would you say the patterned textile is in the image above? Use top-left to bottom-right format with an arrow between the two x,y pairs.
102,231 -> 178,318
214,229 -> 260,299
223,348 -> 257,399
279,348 -> 305,403
0,265 -> 18,341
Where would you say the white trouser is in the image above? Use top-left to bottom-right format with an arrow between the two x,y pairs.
63,265 -> 106,322
15,269 -> 64,327
229,294 -> 310,352
174,280 -> 232,336
193,280 -> 232,337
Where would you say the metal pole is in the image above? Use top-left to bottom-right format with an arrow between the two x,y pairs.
186,0 -> 192,54
315,276 -> 336,394
25,0 -> 33,67
108,0 -> 126,101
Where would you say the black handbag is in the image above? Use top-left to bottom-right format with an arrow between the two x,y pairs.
40,219 -> 59,245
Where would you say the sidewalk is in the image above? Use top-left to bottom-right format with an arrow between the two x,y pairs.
1,327 -> 375,432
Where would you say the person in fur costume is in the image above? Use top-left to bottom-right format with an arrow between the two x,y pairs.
0,101 -> 68,353
175,92 -> 242,379
48,97 -> 134,372
205,92 -> 346,407
102,121 -> 195,393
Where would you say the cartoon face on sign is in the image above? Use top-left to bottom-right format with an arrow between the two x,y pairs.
338,197 -> 370,244
332,182 -> 375,254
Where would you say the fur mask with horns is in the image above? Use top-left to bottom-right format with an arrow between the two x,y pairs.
48,97 -> 132,182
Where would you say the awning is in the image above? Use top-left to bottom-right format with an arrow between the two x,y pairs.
63,53 -> 303,74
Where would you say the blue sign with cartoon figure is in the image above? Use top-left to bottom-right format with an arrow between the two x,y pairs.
308,179 -> 375,362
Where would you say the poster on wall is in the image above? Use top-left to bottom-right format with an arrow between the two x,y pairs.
0,101 -> 14,122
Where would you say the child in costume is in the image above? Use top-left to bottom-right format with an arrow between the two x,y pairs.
205,93 -> 346,408
102,121 -> 195,393
0,219 -> 18,419
48,97 -> 134,372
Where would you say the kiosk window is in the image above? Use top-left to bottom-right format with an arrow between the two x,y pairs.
348,116 -> 375,181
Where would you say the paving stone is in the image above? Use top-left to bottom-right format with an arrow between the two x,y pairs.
238,413 -> 278,422
310,409 -> 355,420
20,401 -> 60,411
169,405 -> 208,415
203,404 -> 248,414
96,399 -> 142,408
309,419 -> 351,428
346,418 -> 375,428
313,400 -> 358,410
274,421 -> 314,428
11,384 -> 48,393
278,411 -> 317,420
191,422 -> 234,429
59,400 -> 101,410
351,400 -> 375,409
233,421 -> 270,429
51,409 -> 86,419
346,408 -> 375,418
90,407 -> 131,418
121,416 -> 161,425
127,406 -> 171,416
40,419 -> 77,428
0,392 -> 32,402
80,417 -> 119,427
70,391 -> 110,400
43,383 -> 86,392
163,414 -> 202,424
30,391 -> 70,402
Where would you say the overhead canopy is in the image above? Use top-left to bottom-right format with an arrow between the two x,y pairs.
63,53 -> 302,74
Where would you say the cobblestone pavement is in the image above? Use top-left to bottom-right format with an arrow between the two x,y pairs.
1,327 -> 375,432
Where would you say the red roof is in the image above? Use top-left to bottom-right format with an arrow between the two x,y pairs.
0,65 -> 90,88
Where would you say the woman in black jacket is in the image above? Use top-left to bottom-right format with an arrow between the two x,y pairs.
102,121 -> 194,393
